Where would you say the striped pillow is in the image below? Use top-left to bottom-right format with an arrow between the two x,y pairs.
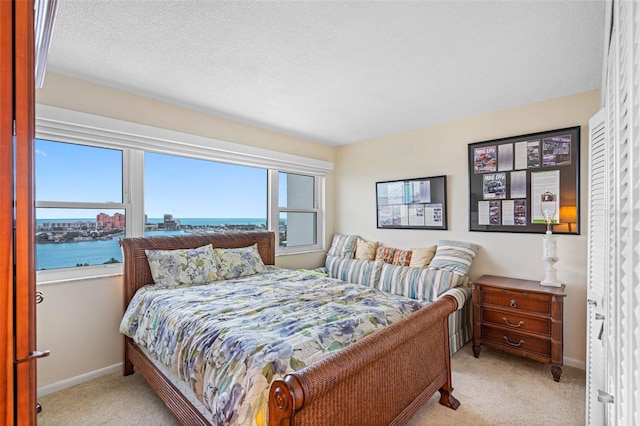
377,263 -> 466,302
325,255 -> 383,288
429,240 -> 479,275
326,234 -> 358,258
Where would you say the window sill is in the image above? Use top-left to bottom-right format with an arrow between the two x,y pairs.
36,264 -> 123,286
275,248 -> 325,257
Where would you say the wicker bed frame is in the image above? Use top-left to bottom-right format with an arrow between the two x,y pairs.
120,231 -> 460,426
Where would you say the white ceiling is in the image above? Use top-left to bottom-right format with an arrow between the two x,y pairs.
45,1 -> 605,146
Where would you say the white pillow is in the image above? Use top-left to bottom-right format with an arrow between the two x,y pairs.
354,237 -> 379,260
409,245 -> 437,268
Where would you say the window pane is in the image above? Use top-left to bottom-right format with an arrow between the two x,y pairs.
279,212 -> 316,247
35,139 -> 122,203
144,153 -> 267,236
36,208 -> 125,270
278,172 -> 314,209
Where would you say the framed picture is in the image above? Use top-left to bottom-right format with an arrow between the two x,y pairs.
468,126 -> 580,234
376,175 -> 447,230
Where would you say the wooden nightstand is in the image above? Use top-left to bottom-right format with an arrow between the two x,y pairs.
471,275 -> 566,381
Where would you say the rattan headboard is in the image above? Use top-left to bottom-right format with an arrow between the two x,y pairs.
119,231 -> 276,309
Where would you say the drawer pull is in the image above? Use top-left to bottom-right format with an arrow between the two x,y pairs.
502,317 -> 525,328
509,299 -> 517,308
503,336 -> 525,347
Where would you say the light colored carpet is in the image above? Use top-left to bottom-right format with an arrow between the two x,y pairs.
38,344 -> 585,425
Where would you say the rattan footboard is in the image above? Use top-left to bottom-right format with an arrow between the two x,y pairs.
119,232 -> 459,425
268,295 -> 459,426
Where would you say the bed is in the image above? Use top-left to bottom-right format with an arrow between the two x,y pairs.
119,231 -> 460,425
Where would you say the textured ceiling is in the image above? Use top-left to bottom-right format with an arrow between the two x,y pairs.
46,1 -> 604,146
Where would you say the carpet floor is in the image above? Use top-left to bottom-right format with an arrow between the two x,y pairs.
37,343 -> 585,425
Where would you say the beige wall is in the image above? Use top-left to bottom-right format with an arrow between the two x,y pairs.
35,73 -> 336,392
35,73 -> 595,393
37,276 -> 123,393
334,90 -> 600,367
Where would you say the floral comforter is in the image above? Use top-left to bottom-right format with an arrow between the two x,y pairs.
120,266 -> 423,426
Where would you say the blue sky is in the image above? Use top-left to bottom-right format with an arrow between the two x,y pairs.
35,140 -> 269,219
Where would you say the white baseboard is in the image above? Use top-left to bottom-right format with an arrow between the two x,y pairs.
37,362 -> 123,397
563,356 -> 586,370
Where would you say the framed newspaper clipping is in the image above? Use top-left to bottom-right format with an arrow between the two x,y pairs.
376,175 -> 447,230
468,126 -> 580,234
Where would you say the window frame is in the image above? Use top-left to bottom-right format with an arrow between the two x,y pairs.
268,170 -> 324,254
35,105 -> 332,283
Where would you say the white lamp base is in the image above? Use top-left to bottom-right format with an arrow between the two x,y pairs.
541,231 -> 562,287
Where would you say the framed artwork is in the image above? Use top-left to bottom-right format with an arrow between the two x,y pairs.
468,126 -> 580,234
376,175 -> 447,230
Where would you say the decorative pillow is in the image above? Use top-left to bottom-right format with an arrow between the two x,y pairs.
327,234 -> 358,258
214,244 -> 267,280
429,240 -> 479,275
391,249 -> 413,266
354,237 -> 379,260
145,244 -> 218,286
374,246 -> 396,263
325,255 -> 383,288
378,263 -> 466,302
409,245 -> 437,268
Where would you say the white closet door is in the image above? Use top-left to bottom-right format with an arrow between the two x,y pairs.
590,1 -> 640,424
586,108 -> 607,425
615,1 -> 639,424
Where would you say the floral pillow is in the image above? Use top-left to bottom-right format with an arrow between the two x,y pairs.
374,246 -> 396,264
391,249 -> 413,266
145,244 -> 218,286
214,243 -> 267,280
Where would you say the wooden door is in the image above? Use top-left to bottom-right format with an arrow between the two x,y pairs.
1,1 -> 39,424
14,0 -> 38,424
1,0 -> 15,424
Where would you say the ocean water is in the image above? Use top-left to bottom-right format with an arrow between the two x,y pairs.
35,218 -> 267,270
145,218 -> 266,226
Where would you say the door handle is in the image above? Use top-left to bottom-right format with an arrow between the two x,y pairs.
597,389 -> 614,404
16,350 -> 50,364
36,290 -> 44,304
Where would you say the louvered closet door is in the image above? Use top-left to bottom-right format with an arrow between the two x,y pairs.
590,1 -> 640,424
586,108 -> 607,426
614,1 -> 640,424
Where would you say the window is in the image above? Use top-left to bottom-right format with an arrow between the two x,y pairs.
144,152 -> 267,236
273,171 -> 321,250
35,139 -> 128,271
35,105 -> 332,281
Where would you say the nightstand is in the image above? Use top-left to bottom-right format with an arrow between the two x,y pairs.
471,275 -> 566,381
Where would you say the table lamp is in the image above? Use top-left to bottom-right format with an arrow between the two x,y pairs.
540,191 -> 562,287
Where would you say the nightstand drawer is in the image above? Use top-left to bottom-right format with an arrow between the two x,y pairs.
482,308 -> 551,336
481,325 -> 551,357
482,290 -> 550,315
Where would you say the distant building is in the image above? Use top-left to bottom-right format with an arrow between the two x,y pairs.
96,212 -> 125,229
163,213 -> 180,230
38,221 -> 93,231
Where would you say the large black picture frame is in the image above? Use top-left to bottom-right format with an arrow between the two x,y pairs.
468,126 -> 580,234
376,175 -> 447,230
